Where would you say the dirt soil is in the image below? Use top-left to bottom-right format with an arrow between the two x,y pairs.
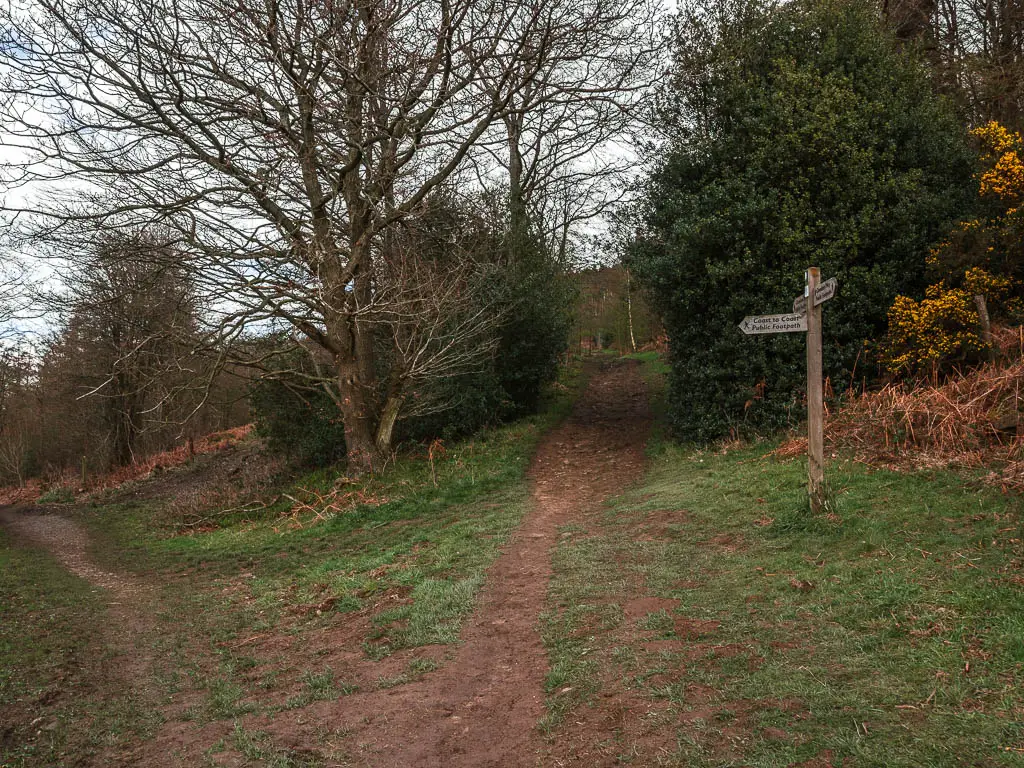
0,357 -> 653,767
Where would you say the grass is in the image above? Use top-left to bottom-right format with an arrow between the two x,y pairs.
150,387 -> 577,679
541,357 -> 1024,766
20,349 -> 1024,764
283,668 -> 357,709
624,349 -> 670,376
374,656 -> 440,689
226,724 -> 324,768
90,401 -> 573,654
625,349 -> 672,449
36,485 -> 75,504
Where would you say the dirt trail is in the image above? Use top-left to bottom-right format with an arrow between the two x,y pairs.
0,358 -> 651,767
0,505 -> 160,720
312,357 -> 652,767
0,506 -> 141,596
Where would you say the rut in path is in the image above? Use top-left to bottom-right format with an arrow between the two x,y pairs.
327,357 -> 652,767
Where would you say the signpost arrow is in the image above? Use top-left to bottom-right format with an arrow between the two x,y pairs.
738,313 -> 807,335
793,277 -> 838,314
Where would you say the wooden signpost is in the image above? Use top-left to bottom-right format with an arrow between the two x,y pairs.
803,268 -> 826,513
739,267 -> 836,513
792,277 -> 837,315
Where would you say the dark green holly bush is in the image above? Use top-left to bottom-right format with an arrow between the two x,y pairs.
629,0 -> 976,442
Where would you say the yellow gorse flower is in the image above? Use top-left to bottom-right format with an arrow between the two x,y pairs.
964,266 -> 1012,299
883,268 -> 1015,375
971,121 -> 1023,155
887,122 -> 1023,376
979,151 -> 1024,200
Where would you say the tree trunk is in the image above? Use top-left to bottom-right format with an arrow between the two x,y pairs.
375,394 -> 403,458
625,267 -> 637,353
506,113 -> 527,254
354,261 -> 377,389
327,221 -> 386,475
110,389 -> 137,467
975,294 -> 997,362
336,356 -> 382,476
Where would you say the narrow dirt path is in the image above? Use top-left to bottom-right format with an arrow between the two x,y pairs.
2,506 -> 247,767
318,357 -> 651,767
0,506 -> 143,597
0,504 -> 164,752
0,358 -> 651,767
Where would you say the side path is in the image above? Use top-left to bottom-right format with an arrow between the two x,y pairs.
0,504 -> 164,766
325,357 -> 652,767
0,506 -> 142,595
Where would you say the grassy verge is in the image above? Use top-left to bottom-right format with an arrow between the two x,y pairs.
87,373 -> 579,647
543,364 -> 1024,766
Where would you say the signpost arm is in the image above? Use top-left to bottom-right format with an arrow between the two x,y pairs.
806,267 -> 825,513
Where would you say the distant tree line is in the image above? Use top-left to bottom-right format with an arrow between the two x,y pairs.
884,0 -> 1024,129
570,266 -> 662,355
0,233 -> 250,485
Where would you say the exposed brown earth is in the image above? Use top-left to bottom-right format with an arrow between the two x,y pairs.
214,357 -> 652,767
309,357 -> 651,767
0,506 -> 143,595
0,506 -> 158,684
0,504 -> 173,767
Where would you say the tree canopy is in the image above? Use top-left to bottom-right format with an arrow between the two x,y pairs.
1,0 -> 658,473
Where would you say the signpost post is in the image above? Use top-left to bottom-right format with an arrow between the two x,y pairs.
804,268 -> 825,513
738,267 -> 835,514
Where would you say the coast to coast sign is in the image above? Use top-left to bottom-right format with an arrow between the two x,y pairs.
738,269 -> 838,514
738,312 -> 807,335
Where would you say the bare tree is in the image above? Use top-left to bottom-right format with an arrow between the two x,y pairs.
0,343 -> 34,485
884,0 -> 1024,126
40,231 -> 202,466
0,0 -> 658,473
494,0 -> 663,264
0,254 -> 30,342
884,0 -> 938,43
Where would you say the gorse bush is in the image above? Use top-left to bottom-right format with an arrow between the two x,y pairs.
882,121 -> 1024,377
883,268 -> 1016,376
975,121 -> 1024,201
629,0 -> 975,442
